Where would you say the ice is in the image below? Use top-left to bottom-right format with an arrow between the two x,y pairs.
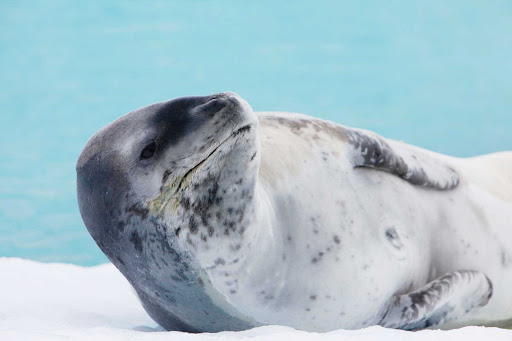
1,258 -> 510,341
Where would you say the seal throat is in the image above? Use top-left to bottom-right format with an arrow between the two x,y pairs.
148,124 -> 252,217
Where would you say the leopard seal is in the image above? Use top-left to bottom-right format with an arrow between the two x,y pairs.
76,92 -> 512,332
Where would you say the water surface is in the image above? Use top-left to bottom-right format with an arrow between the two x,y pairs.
0,1 -> 511,265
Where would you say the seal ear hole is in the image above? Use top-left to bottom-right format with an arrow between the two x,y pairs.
385,227 -> 404,250
140,141 -> 157,160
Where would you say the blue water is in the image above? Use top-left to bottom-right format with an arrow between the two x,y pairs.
1,1 -> 511,266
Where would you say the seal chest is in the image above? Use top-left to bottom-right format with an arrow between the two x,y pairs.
77,92 -> 512,332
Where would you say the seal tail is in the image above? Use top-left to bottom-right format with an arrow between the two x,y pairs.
379,270 -> 492,330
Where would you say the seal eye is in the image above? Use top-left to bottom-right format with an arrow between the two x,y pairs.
140,141 -> 157,160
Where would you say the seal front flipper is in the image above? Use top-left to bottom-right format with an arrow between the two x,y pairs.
346,128 -> 460,190
379,270 -> 493,330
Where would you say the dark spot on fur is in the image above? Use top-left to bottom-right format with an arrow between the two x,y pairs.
116,256 -> 125,266
164,292 -> 179,304
186,232 -> 194,245
333,235 -> 341,244
181,197 -> 190,210
385,227 -> 403,249
162,170 -> 171,184
130,230 -> 143,252
189,216 -> 198,234
310,295 -> 317,300
116,220 -> 125,232
174,227 -> 181,237
228,221 -> 235,231
233,125 -> 251,136
126,203 -> 149,220
215,258 -> 226,266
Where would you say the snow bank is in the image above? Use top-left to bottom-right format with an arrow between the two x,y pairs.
1,258 -> 510,341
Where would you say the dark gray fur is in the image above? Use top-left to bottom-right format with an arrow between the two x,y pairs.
345,129 -> 460,190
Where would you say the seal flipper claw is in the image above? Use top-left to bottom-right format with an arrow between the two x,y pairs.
379,270 -> 492,330
347,128 -> 460,190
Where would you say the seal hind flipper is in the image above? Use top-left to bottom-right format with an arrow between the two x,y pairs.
379,270 -> 492,330
347,129 -> 460,190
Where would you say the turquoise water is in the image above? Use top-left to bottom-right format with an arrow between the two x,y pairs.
1,1 -> 511,266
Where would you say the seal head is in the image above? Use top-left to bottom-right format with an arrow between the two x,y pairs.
76,92 -> 259,331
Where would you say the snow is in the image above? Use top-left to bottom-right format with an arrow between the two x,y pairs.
1,258 -> 510,341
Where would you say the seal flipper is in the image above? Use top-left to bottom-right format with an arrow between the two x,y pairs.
379,270 -> 493,330
346,129 -> 460,190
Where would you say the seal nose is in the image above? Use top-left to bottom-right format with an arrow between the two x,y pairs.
198,93 -> 239,117
198,98 -> 227,117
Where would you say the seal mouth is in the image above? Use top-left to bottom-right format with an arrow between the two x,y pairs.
153,124 -> 252,209
148,124 -> 253,216
178,124 -> 252,185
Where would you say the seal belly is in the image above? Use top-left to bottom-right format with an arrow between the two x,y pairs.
255,115 -> 433,330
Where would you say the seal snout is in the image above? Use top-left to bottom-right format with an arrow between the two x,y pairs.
198,92 -> 246,117
199,96 -> 231,116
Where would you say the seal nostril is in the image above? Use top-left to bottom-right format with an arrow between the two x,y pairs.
199,98 -> 229,116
